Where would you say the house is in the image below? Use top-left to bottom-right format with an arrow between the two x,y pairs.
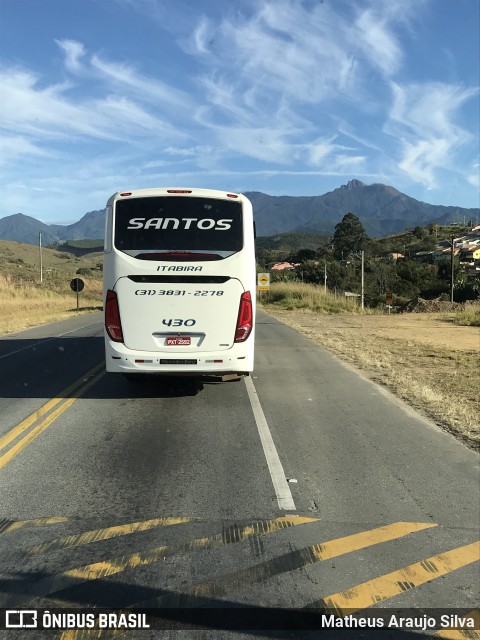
412,251 -> 434,264
466,265 -> 480,277
459,246 -> 480,265
433,247 -> 461,263
384,252 -> 404,262
464,230 -> 480,243
268,262 -> 296,271
433,248 -> 449,263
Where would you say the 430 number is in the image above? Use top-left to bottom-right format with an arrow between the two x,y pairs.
162,319 -> 196,327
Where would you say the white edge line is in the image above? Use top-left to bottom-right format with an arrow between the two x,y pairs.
244,376 -> 296,511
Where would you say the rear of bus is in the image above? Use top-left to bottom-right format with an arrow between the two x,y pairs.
103,188 -> 256,377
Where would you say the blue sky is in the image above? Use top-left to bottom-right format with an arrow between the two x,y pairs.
1,0 -> 479,224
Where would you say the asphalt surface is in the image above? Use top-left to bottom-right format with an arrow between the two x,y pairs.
0,310 -> 478,639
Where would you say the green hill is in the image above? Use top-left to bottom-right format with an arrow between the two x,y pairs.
0,239 -> 103,290
256,232 -> 329,252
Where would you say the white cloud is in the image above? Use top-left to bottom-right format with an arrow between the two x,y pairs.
354,9 -> 402,76
183,0 -> 422,173
0,67 -> 105,139
386,81 -> 478,187
90,54 -> 194,112
337,121 -> 383,152
191,16 -> 213,56
1,0 -> 478,220
188,0 -> 422,111
467,164 -> 480,189
1,2 -> 423,180
191,1 -> 361,106
0,65 -> 186,145
306,137 -> 364,169
398,139 -> 449,187
389,82 -> 477,139
55,39 -> 194,114
55,39 -> 86,74
0,135 -> 50,166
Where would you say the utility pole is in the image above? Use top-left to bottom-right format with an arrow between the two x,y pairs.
361,250 -> 365,309
450,236 -> 455,303
39,232 -> 43,283
324,262 -> 327,293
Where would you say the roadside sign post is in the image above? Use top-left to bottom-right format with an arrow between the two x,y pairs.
385,291 -> 393,314
257,273 -> 270,299
70,278 -> 85,311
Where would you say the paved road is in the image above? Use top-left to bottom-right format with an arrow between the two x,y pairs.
0,310 -> 478,639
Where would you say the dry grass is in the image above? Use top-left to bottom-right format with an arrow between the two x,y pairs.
0,274 -> 103,335
261,283 -> 479,450
0,240 -> 104,334
263,281 -> 372,314
443,307 -> 480,326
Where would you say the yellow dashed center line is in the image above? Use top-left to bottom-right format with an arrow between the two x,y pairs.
0,516 -> 68,534
308,521 -> 436,561
52,522 -> 478,640
319,540 -> 480,614
28,516 -> 195,554
0,363 -> 105,470
27,517 -> 318,600
137,521 -> 437,607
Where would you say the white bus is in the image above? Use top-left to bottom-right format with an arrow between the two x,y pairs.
103,188 -> 256,379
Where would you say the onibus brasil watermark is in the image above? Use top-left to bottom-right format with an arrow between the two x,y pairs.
2,608 -> 478,631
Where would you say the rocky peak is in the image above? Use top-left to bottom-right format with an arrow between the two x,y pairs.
342,179 -> 365,189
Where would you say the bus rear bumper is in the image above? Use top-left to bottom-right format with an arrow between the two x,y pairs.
105,340 -> 254,375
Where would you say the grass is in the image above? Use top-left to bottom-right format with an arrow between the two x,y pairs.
262,281 -> 375,314
0,240 -> 104,335
261,282 -> 479,449
443,307 -> 480,326
0,239 -> 103,287
0,274 -> 103,335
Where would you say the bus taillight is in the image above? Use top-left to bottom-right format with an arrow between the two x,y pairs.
105,290 -> 124,342
234,291 -> 253,342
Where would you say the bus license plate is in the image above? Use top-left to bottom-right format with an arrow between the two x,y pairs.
166,337 -> 191,346
160,359 -> 197,365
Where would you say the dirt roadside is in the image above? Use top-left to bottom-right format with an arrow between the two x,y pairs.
260,307 -> 480,450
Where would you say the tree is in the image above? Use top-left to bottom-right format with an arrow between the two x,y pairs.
437,258 -> 463,283
365,261 -> 397,296
332,212 -> 368,260
300,260 -> 325,285
413,225 -> 427,239
289,248 -> 318,263
395,258 -> 442,298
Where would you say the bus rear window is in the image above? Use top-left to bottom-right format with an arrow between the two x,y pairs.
114,196 -> 243,259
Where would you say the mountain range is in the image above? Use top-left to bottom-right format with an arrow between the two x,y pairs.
0,180 -> 478,246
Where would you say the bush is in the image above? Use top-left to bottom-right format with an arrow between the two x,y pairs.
450,308 -> 480,326
261,282 -> 370,314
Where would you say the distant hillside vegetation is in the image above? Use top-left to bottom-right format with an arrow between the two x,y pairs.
53,239 -> 104,257
256,232 -> 329,252
0,239 -> 103,290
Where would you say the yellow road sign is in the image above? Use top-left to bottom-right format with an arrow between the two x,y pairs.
257,273 -> 270,289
